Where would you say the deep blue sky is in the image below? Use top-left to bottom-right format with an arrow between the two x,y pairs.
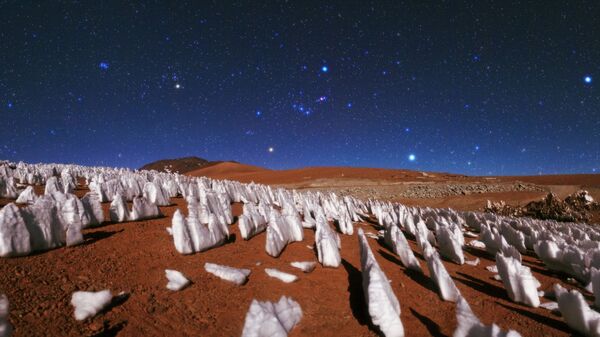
0,1 -> 598,175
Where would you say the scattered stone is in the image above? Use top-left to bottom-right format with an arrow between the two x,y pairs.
485,190 -> 600,224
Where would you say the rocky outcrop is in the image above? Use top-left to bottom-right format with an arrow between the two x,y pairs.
485,190 -> 599,224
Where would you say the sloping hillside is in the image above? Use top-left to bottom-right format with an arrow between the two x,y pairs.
186,161 -> 269,180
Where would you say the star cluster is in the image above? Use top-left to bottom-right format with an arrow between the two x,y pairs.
0,1 -> 598,175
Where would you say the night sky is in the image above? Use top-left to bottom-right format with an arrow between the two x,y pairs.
1,1 -> 598,175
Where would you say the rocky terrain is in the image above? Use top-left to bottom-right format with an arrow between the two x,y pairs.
306,181 -> 546,201
485,190 -> 600,224
140,157 -> 234,174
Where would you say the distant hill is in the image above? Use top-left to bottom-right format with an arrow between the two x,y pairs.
186,164 -> 458,184
140,156 -> 233,173
186,161 -> 269,180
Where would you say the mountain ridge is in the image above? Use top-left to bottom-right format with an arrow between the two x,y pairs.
139,156 -> 237,173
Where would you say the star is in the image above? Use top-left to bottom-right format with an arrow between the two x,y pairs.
268,147 -> 274,153
99,61 -> 109,70
256,110 -> 262,117
321,65 -> 328,73
584,75 -> 592,84
7,102 -> 13,108
408,154 -> 416,161
174,83 -> 181,89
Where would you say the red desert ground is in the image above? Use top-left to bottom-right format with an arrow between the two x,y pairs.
1,157 -> 600,336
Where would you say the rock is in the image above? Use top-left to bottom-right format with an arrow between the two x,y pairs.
485,190 -> 600,224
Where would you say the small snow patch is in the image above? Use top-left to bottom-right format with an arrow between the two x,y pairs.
364,232 -> 379,240
70,290 -> 112,320
465,258 -> 480,266
290,261 -> 316,273
166,227 -> 172,235
204,263 -> 251,285
241,296 -> 302,337
265,268 -> 298,283
540,301 -> 558,311
464,231 -> 478,238
165,269 -> 190,291
486,265 -> 498,273
0,294 -> 12,337
467,240 -> 486,249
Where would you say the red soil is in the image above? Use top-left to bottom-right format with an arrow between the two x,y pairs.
0,191 -> 586,336
2,166 -> 599,336
187,162 -> 269,181
188,163 -> 464,185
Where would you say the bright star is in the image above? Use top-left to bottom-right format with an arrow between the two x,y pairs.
174,83 -> 181,89
316,96 -> 327,102
475,145 -> 480,151
408,154 -> 416,161
99,62 -> 109,70
268,147 -> 274,153
321,65 -> 328,73
347,102 -> 352,108
256,111 -> 262,117
7,102 -> 13,108
584,76 -> 592,84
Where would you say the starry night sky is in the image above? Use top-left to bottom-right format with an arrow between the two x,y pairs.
1,1 -> 598,175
